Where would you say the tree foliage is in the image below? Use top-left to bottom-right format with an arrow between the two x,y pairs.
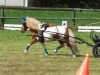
29,0 -> 100,9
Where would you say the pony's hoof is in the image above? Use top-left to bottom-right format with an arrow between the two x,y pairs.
45,54 -> 48,56
73,55 -> 76,57
54,49 -> 57,53
24,50 -> 28,54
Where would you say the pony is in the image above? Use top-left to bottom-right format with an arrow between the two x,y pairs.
21,17 -> 79,57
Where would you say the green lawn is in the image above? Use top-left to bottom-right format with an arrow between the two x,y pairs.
0,30 -> 100,75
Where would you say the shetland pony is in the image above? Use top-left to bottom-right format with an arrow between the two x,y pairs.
21,17 -> 79,57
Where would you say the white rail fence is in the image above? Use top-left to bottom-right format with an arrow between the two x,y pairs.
4,24 -> 100,32
4,21 -> 68,30
4,24 -> 21,30
78,26 -> 100,32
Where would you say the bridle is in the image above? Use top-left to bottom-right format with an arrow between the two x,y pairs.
22,22 -> 28,30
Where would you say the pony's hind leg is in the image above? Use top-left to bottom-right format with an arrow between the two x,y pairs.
67,28 -> 79,57
54,41 -> 65,53
66,42 -> 79,57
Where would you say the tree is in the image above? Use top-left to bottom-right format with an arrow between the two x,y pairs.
28,0 -> 100,8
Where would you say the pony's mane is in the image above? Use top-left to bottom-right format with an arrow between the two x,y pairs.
26,17 -> 42,29
26,17 -> 42,24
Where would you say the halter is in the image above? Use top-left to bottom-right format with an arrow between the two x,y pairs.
21,17 -> 28,31
21,17 -> 26,24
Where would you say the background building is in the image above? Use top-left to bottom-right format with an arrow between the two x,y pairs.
0,0 -> 28,7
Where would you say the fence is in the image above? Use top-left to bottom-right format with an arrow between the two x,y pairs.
78,26 -> 100,32
0,6 -> 100,27
4,21 -> 67,30
4,24 -> 21,30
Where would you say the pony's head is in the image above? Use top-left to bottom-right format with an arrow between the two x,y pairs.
21,17 -> 28,33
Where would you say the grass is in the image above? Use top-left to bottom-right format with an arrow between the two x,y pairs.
0,29 -> 100,75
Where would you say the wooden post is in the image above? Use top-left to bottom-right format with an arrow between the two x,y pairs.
0,8 -> 1,26
1,8 -> 4,26
73,9 -> 76,26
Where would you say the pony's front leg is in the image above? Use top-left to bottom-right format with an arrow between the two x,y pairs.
40,43 -> 48,56
24,36 -> 37,53
24,44 -> 30,53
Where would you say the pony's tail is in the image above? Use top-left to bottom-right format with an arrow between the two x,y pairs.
68,28 -> 79,54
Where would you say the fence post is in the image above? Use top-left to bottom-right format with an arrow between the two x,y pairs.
1,8 -> 4,26
73,9 -> 76,26
0,7 -> 4,27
